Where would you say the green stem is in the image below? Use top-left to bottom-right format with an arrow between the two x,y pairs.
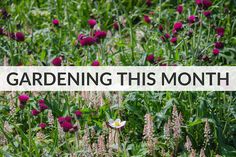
28,106 -> 32,157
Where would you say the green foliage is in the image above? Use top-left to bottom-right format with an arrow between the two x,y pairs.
0,0 -> 236,156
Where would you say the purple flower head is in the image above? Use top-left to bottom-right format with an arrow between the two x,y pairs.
64,116 -> 72,123
164,33 -> 170,39
61,121 -> 73,132
170,37 -> 177,44
213,48 -> 220,55
58,117 -> 65,124
144,15 -> 151,24
52,19 -> 59,25
74,110 -> 82,118
188,15 -> 196,23
38,99 -> 45,104
196,0 -> 201,5
32,109 -> 40,116
39,123 -> 47,129
113,22 -> 119,30
196,0 -> 212,9
203,0 -> 212,9
91,60 -> 100,66
146,54 -> 154,63
173,22 -> 183,32
203,11 -> 212,18
15,32 -> 25,42
18,94 -> 29,103
146,0 -> 152,7
159,25 -> 163,32
216,27 -> 224,37
52,57 -> 62,66
39,103 -> 48,111
177,5 -> 183,14
80,37 -> 96,46
88,19 -> 97,28
94,31 -> 107,39
214,42 -> 224,49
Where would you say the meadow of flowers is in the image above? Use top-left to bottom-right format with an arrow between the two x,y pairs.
0,0 -> 236,156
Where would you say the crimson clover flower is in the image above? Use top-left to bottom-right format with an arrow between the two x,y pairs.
188,15 -> 197,24
144,15 -> 151,24
173,22 -> 183,32
38,99 -> 45,104
202,0 -> 212,9
159,25 -> 163,32
196,0 -> 212,9
146,54 -> 155,63
164,33 -> 170,39
212,48 -> 220,55
58,117 -> 66,124
39,103 -> 48,111
91,60 -> 100,66
94,31 -> 107,39
74,110 -> 82,119
146,0 -> 152,7
32,109 -> 40,116
113,22 -> 119,30
203,11 -> 212,18
15,32 -> 25,42
61,121 -> 73,132
18,94 -> 29,103
52,57 -> 62,66
80,36 -> 96,46
52,19 -> 59,26
177,5 -> 183,14
64,116 -> 72,123
215,27 -> 225,37
170,37 -> 177,44
88,19 -> 97,28
214,42 -> 224,49
18,94 -> 29,109
39,123 -> 47,129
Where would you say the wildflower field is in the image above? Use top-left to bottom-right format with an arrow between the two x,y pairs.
0,0 -> 236,156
